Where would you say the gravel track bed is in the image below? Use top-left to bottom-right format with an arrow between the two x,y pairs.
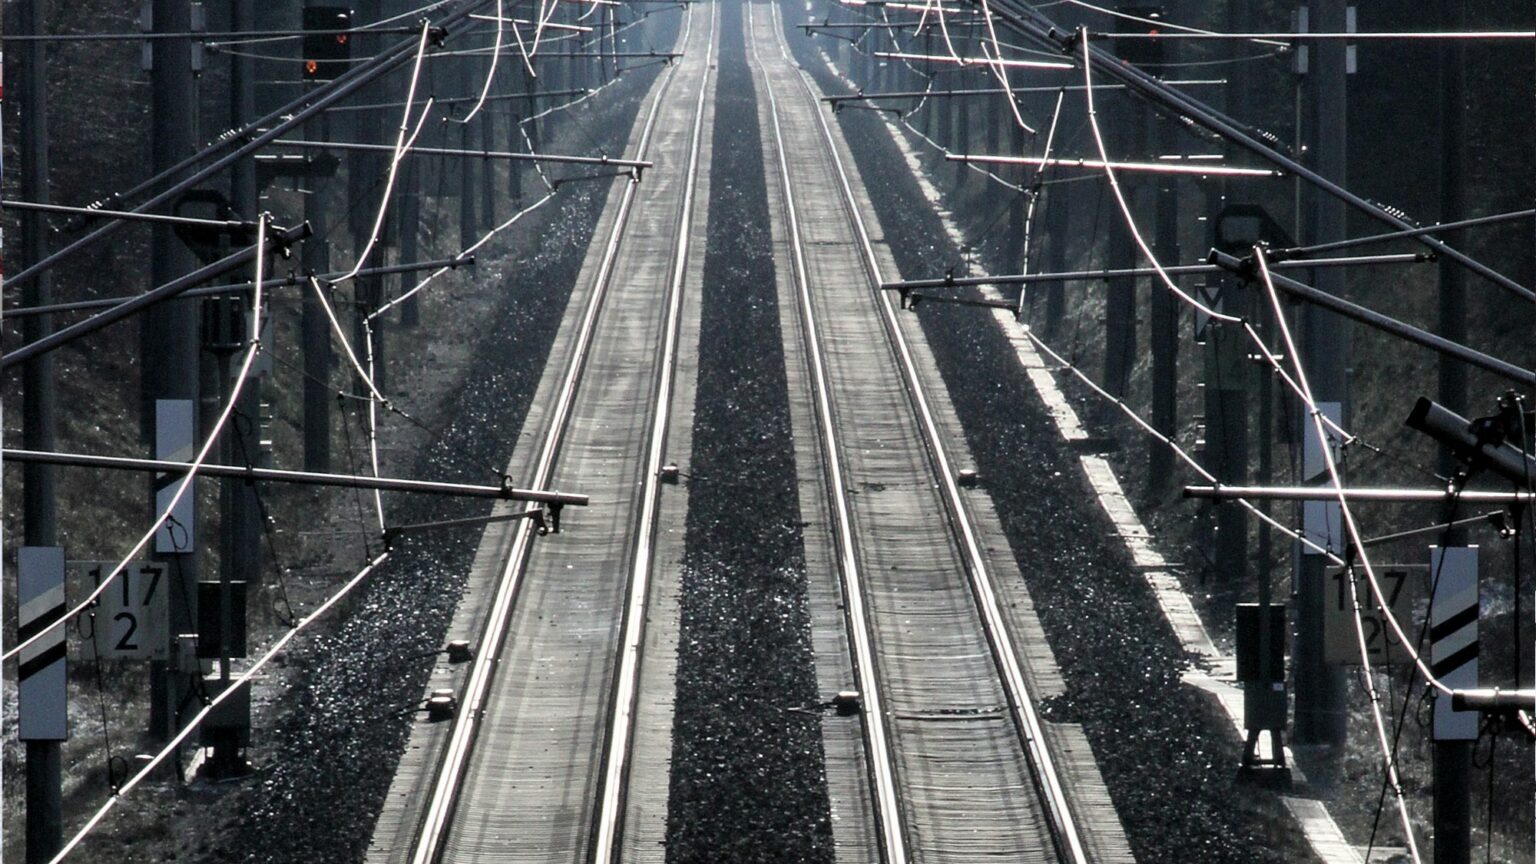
132,62 -> 674,864
781,12 -> 1315,863
664,3 -> 835,861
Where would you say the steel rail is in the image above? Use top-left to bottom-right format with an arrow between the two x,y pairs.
771,3 -> 1090,861
591,4 -> 714,860
749,7 -> 909,863
405,7 -> 696,861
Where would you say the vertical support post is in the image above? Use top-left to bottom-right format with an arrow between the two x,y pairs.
1432,8 -> 1471,850
1042,175 -> 1067,335
1146,0 -> 1178,487
1430,543 -> 1478,864
19,546 -> 66,863
398,153 -> 422,327
985,85 -> 1000,156
1103,2 -> 1160,399
350,0 -> 385,395
460,120 -> 480,246
19,0 -> 56,553
1436,0 -> 1468,477
146,0 -> 201,745
507,46 -> 529,202
228,0 -> 262,683
210,331 -> 240,774
954,72 -> 971,187
302,109 -> 332,473
18,0 -> 64,853
1251,287 -> 1276,667
507,98 -> 524,205
523,55 -> 540,156
1149,163 -> 1179,488
1103,230 -> 1136,398
1292,0 -> 1350,748
481,108 -> 497,230
1206,301 -> 1249,586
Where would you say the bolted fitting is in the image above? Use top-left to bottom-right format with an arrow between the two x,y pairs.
831,691 -> 862,716
425,689 -> 458,722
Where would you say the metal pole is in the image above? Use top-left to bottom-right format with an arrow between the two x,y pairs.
1102,160 -> 1136,398
18,0 -> 64,853
507,95 -> 524,204
303,92 -> 333,473
954,65 -> 972,187
1208,306 -> 1248,588
227,0 -> 263,769
349,0 -> 386,397
1102,3 -> 1144,398
1292,0 -> 1349,748
1434,3 -> 1471,859
146,0 -> 200,746
1042,174 -> 1067,335
1149,90 -> 1179,489
481,102 -> 497,228
460,122 -> 480,245
398,151 -> 423,327
1004,119 -> 1026,281
1253,287 -> 1276,685
211,344 -> 241,775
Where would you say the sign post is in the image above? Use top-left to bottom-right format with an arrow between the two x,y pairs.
1430,544 -> 1477,864
19,547 -> 68,742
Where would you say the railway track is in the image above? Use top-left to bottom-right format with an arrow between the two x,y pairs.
748,2 -> 1105,861
385,5 -> 718,861
370,2 -> 1132,861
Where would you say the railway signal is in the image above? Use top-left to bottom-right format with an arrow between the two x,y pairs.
302,6 -> 352,81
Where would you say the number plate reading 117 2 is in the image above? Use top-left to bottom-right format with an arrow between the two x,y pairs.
1323,565 -> 1424,666
75,562 -> 169,662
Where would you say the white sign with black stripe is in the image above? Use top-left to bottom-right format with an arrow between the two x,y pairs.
19,546 -> 69,741
1430,545 -> 1478,741
1301,402 -> 1344,555
155,399 -> 196,553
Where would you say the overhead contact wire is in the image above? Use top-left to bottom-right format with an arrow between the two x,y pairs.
1254,248 -> 1425,863
2,218 -> 272,664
